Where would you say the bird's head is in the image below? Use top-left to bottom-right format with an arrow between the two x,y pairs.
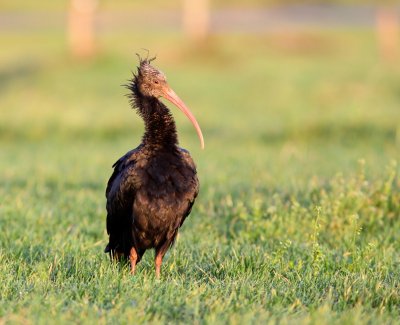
136,57 -> 168,98
135,56 -> 204,149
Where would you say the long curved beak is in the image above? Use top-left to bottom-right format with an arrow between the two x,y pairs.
163,87 -> 205,149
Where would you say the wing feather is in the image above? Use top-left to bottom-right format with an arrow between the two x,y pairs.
105,146 -> 142,255
177,148 -> 199,228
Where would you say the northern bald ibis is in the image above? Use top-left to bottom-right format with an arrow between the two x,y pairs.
105,56 -> 204,278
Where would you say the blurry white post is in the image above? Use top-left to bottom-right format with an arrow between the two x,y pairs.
183,0 -> 210,42
68,0 -> 98,59
376,7 -> 399,62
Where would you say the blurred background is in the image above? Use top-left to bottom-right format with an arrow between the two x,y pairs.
1,0 -> 400,194
2,3 -> 400,321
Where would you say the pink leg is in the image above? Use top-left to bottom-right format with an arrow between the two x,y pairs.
155,253 -> 163,279
155,239 -> 175,278
129,247 -> 138,275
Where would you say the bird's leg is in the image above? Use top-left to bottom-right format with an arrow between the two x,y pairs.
154,244 -> 170,279
129,247 -> 138,275
154,253 -> 163,279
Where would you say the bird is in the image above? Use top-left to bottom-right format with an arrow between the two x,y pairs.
104,56 -> 204,278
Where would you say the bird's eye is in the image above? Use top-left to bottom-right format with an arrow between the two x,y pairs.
154,80 -> 159,84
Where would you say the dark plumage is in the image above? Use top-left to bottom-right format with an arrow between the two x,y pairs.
105,57 -> 204,277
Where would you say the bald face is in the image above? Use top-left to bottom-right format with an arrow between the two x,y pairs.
138,62 -> 169,98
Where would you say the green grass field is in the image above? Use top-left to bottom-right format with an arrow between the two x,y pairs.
1,27 -> 400,324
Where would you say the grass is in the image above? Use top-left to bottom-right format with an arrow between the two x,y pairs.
1,27 -> 400,324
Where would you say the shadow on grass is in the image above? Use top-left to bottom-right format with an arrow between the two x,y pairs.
3,122 -> 394,145
261,123 -> 397,145
0,178 -> 103,192
0,60 -> 40,93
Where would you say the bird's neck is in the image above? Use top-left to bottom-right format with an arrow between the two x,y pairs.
131,87 -> 179,150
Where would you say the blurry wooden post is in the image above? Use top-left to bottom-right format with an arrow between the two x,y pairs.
68,0 -> 98,59
376,7 -> 399,62
183,0 -> 210,42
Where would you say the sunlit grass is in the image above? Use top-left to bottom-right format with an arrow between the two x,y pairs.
1,29 -> 399,324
